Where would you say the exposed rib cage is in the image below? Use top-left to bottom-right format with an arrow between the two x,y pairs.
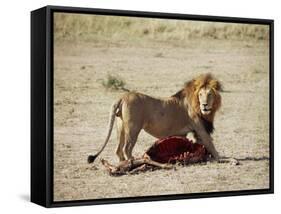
146,136 -> 210,164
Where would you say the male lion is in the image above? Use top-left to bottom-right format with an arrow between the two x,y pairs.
88,73 -> 233,164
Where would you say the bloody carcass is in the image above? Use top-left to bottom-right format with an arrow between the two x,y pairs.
101,136 -> 211,176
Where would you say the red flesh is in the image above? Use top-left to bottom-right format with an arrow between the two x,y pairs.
145,136 -> 210,164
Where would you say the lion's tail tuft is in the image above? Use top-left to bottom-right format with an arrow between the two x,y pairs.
87,155 -> 98,164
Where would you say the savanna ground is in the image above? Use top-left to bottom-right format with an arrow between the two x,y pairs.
53,13 -> 270,201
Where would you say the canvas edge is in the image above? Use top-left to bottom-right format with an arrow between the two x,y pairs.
31,6 -> 48,207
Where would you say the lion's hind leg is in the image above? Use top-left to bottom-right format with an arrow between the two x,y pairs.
123,125 -> 142,160
116,117 -> 126,162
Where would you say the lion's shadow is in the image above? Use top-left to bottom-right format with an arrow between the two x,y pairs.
237,156 -> 270,162
222,156 -> 269,162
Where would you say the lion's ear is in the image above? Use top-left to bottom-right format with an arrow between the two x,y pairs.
184,80 -> 196,92
211,80 -> 223,92
216,81 -> 223,92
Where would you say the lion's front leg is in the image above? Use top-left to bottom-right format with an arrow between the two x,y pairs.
197,137 -> 219,160
193,126 -> 220,161
196,137 -> 238,165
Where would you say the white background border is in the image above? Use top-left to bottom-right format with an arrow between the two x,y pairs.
0,0 -> 278,213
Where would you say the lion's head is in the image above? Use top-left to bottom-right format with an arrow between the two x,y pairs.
183,73 -> 222,122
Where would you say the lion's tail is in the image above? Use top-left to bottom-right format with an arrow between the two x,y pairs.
87,98 -> 122,164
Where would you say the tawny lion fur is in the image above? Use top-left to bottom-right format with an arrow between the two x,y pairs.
88,73 -> 227,164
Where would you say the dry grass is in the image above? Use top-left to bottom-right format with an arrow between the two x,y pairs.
54,13 -> 269,43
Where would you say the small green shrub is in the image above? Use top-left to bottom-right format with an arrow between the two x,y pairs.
102,74 -> 127,91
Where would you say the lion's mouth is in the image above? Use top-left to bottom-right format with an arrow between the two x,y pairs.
202,108 -> 212,113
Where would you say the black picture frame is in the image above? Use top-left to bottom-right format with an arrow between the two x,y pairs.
31,5 -> 274,208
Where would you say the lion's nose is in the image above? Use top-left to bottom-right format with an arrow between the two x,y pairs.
202,104 -> 208,107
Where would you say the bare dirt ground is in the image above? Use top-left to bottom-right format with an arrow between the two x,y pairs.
54,38 -> 269,201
